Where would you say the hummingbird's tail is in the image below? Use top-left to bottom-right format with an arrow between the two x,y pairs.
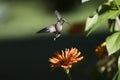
36,28 -> 48,33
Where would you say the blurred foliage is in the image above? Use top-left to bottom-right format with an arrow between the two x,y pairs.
106,32 -> 120,55
84,0 -> 120,80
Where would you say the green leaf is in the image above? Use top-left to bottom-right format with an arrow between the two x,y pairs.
81,0 -> 90,3
108,0 -> 113,2
87,10 -> 119,36
85,13 -> 98,31
106,32 -> 120,55
115,0 -> 120,5
115,17 -> 120,31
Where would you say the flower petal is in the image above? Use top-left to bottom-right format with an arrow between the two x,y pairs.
55,52 -> 63,60
49,58 -> 60,63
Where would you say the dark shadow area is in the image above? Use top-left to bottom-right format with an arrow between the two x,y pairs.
0,33 -> 117,80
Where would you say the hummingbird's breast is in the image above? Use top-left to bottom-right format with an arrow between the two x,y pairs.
55,22 -> 63,32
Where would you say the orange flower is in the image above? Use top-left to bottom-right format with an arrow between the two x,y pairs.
95,42 -> 108,59
49,48 -> 84,70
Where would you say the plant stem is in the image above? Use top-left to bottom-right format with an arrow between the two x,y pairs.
65,69 -> 72,80
67,73 -> 72,80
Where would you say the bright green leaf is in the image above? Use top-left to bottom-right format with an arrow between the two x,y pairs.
106,32 -> 120,55
114,17 -> 120,31
85,13 -> 98,31
108,0 -> 113,2
115,0 -> 120,5
87,10 -> 119,36
81,0 -> 90,3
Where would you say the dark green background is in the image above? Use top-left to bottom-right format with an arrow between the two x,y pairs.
0,33 -> 116,80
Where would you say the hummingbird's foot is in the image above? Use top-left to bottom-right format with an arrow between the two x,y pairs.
54,37 -> 56,41
53,33 -> 61,41
56,34 -> 61,38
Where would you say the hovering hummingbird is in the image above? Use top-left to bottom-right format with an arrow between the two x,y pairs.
36,10 -> 70,40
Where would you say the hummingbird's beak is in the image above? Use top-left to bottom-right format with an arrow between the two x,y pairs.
64,18 -> 71,25
65,21 -> 71,25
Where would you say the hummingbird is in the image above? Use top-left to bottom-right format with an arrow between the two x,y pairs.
36,10 -> 70,40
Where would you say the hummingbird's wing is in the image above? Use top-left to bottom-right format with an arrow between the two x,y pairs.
36,25 -> 56,33
54,10 -> 62,20
48,25 -> 56,32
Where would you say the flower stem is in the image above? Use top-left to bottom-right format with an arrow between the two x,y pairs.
65,69 -> 72,80
67,73 -> 72,80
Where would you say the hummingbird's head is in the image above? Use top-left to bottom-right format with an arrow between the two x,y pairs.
60,18 -> 70,25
